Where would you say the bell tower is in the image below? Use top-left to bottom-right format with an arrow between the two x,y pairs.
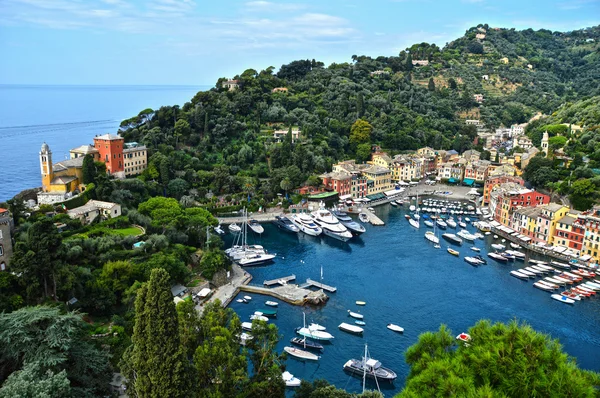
541,131 -> 549,157
40,142 -> 54,191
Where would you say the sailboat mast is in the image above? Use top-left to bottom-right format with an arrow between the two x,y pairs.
362,343 -> 367,394
303,312 -> 307,349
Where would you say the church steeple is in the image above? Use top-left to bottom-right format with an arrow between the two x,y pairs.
541,131 -> 549,157
40,142 -> 54,191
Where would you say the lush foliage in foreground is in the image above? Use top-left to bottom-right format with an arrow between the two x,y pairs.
398,320 -> 600,397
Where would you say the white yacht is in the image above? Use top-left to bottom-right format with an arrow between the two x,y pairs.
290,213 -> 322,236
311,206 -> 353,242
332,210 -> 366,235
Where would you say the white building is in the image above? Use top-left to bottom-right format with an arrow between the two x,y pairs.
67,200 -> 122,224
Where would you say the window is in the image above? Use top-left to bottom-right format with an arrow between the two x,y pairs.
0,230 -> 2,239
0,244 -> 3,255
0,262 -> 5,271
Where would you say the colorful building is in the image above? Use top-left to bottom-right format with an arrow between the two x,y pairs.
362,165 -> 393,195
350,174 -> 368,199
577,206 -> 600,263
93,134 -> 125,175
553,211 -> 585,254
482,175 -> 524,205
38,142 -> 84,204
535,203 -> 570,245
512,207 -> 543,242
490,183 -> 550,227
123,143 -> 148,177
0,208 -> 13,271
321,172 -> 352,198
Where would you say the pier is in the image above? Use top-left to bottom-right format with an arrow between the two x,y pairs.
239,284 -> 329,306
263,274 -> 296,286
303,278 -> 337,292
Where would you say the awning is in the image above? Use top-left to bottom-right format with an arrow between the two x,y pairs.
384,189 -> 403,197
197,288 -> 212,298
448,178 -> 457,183
366,193 -> 386,200
339,194 -> 352,200
553,246 -> 567,253
463,178 -> 475,186
580,254 -> 592,261
398,181 -> 409,186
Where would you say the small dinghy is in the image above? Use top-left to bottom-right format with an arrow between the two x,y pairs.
456,333 -> 471,343
347,310 -> 364,319
551,294 -> 575,304
491,243 -> 505,250
471,247 -> 481,252
387,324 -> 404,333
355,320 -> 366,326
265,301 -> 278,307
390,201 -> 398,207
359,213 -> 369,223
250,312 -> 268,322
355,301 -> 366,306
339,322 -> 364,335
510,243 -> 520,249
284,346 -> 319,361
214,225 -> 225,235
282,371 -> 301,387
447,248 -> 459,256
229,223 -> 242,233
243,295 -> 252,301
488,252 -> 508,262
464,256 -> 482,266
236,299 -> 246,303
308,323 -> 326,331
257,308 -> 277,317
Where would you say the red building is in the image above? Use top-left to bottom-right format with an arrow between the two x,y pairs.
321,171 -> 352,198
93,134 -> 124,174
554,214 -> 586,253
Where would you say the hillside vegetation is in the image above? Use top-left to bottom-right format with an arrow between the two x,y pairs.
114,24 -> 599,208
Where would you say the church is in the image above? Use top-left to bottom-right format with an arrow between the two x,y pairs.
37,142 -> 86,205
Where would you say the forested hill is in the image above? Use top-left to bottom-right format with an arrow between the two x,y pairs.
118,23 -> 600,200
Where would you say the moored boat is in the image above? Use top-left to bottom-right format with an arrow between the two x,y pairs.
228,223 -> 242,233
282,371 -> 301,387
247,219 -> 264,234
359,213 -> 369,223
447,248 -> 460,256
343,345 -> 397,382
442,233 -> 463,245
265,301 -> 278,307
551,294 -> 575,304
272,215 -> 300,233
290,213 -> 323,236
488,252 -> 508,262
290,337 -> 324,351
296,327 -> 334,341
464,256 -> 483,266
311,206 -> 353,241
339,322 -> 364,335
332,210 -> 366,235
387,324 -> 404,333
510,270 -> 529,280
347,310 -> 364,319
471,247 -> 481,252
284,346 -> 319,361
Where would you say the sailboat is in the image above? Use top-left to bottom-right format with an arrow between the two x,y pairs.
228,208 -> 276,266
425,213 -> 440,247
409,188 -> 420,229
343,344 -> 397,391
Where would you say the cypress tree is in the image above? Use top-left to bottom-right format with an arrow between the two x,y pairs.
122,268 -> 189,398
428,78 -> 436,92
81,154 -> 96,184
356,92 -> 365,118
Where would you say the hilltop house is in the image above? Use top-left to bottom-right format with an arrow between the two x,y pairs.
67,200 -> 122,225
0,208 -> 13,271
222,79 -> 239,91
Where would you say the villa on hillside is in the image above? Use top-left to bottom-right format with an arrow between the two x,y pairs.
67,200 -> 122,225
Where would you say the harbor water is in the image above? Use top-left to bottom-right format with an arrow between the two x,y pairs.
227,205 -> 600,396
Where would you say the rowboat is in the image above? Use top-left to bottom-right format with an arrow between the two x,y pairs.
447,248 -> 460,256
560,291 -> 581,301
518,269 -> 536,277
284,346 -> 319,361
347,310 -> 364,319
236,299 -> 246,303
387,324 -> 404,333
265,301 -> 278,307
339,322 -> 364,335
355,320 -> 366,326
244,295 -> 252,301
355,301 -> 366,306
471,247 -> 481,252
538,280 -> 558,289
551,294 -> 575,304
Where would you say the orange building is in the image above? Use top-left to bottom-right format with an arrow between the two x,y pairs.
93,134 -> 124,174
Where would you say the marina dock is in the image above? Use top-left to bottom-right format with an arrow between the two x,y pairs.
263,274 -> 296,286
239,284 -> 329,306
303,278 -> 337,292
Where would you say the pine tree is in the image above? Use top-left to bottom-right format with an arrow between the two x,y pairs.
121,268 -> 190,398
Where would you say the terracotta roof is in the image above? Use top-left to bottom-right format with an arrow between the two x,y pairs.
70,145 -> 99,154
50,175 -> 78,185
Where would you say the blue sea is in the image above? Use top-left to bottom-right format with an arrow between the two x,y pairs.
0,84 -> 209,201
226,208 -> 600,396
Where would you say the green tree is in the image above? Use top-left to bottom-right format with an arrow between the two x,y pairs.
176,299 -> 202,359
548,135 -> 568,150
81,154 -> 96,184
99,260 -> 134,303
174,119 -> 191,148
246,321 -> 285,398
356,92 -> 365,118
399,320 -> 600,397
570,179 -> 597,210
448,77 -> 457,90
0,363 -> 70,398
199,248 -> 230,279
350,120 -> 373,148
193,300 -> 248,397
427,78 -> 435,91
121,268 -> 190,398
138,196 -> 184,230
356,143 -> 372,162
280,177 -> 293,196
0,306 -> 111,397
10,218 -> 71,301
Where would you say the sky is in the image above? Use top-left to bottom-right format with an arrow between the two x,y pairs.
1,0 -> 598,86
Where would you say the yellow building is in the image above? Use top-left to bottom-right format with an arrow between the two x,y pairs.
371,153 -> 393,169
535,203 -> 569,245
363,165 -> 393,195
38,142 -> 84,204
